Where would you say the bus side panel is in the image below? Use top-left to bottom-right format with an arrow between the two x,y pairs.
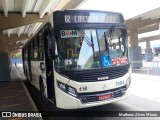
27,44 -> 32,82
30,61 -> 40,89
23,44 -> 32,82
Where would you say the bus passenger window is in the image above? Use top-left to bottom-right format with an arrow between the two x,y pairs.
34,37 -> 38,60
39,33 -> 44,61
24,47 -> 27,60
31,41 -> 34,60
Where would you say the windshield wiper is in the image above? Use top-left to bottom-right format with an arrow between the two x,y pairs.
90,31 -> 95,60
74,26 -> 95,60
118,37 -> 121,50
104,32 -> 109,56
109,25 -> 115,40
122,36 -> 126,56
74,27 -> 93,47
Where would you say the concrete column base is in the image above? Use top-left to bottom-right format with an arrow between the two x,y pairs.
0,52 -> 11,81
129,46 -> 142,68
145,48 -> 153,61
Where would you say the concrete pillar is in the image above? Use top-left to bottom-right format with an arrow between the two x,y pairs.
0,29 -> 11,81
0,29 -> 5,52
145,41 -> 153,61
129,29 -> 142,68
130,29 -> 139,46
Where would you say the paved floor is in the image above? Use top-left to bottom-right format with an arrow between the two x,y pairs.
0,66 -> 41,120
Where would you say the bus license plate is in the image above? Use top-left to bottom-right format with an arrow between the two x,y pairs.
98,94 -> 112,101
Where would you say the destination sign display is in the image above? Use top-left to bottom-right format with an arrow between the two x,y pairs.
64,12 -> 123,23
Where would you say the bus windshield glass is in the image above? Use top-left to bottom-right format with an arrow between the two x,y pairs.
55,29 -> 128,70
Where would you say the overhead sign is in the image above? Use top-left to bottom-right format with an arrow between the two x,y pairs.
60,30 -> 84,38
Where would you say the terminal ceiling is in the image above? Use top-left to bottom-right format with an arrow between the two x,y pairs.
0,0 -> 160,54
126,7 -> 160,43
0,0 -> 84,54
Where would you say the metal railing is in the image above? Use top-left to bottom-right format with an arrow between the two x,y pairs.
130,60 -> 160,76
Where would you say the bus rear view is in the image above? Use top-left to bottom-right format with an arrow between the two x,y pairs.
53,10 -> 131,109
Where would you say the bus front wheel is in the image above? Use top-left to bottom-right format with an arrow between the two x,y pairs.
40,81 -> 45,98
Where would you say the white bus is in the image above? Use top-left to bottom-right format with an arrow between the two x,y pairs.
22,10 -> 131,109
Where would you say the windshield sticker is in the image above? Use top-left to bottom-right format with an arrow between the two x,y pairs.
79,86 -> 87,91
61,30 -> 84,38
101,56 -> 112,68
65,59 -> 72,65
112,57 -> 128,65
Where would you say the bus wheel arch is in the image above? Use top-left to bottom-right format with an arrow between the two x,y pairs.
26,70 -> 29,80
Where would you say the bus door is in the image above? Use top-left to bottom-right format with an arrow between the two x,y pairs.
44,27 -> 55,100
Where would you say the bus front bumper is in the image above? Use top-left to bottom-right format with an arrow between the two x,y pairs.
56,86 -> 128,109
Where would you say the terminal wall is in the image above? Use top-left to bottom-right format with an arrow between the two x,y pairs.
0,52 -> 11,81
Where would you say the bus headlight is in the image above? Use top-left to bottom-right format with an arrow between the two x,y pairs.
68,86 -> 77,97
58,82 -> 66,91
126,77 -> 131,89
57,81 -> 77,97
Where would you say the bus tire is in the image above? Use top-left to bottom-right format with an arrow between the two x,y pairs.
40,79 -> 45,98
39,78 -> 51,104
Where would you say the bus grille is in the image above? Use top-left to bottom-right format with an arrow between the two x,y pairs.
56,64 -> 129,82
78,85 -> 126,103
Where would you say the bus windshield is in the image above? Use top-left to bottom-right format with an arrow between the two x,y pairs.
55,29 -> 128,70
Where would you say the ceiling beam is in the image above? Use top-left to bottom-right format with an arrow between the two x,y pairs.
9,45 -> 23,49
22,0 -> 30,18
151,15 -> 160,20
17,28 -> 21,37
8,42 -> 24,48
9,46 -> 22,49
8,45 -> 23,51
126,17 -> 160,29
0,13 -> 48,30
139,35 -> 160,42
39,0 -> 60,18
28,23 -> 42,37
2,0 -> 8,17
62,0 -> 84,9
18,26 -> 25,37
141,9 -> 160,20
51,0 -> 85,12
51,0 -> 70,11
23,25 -> 30,33
7,29 -> 12,37
4,34 -> 28,44
137,23 -> 159,34
129,7 -> 160,20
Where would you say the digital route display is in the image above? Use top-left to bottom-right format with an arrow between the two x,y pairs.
54,10 -> 124,24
